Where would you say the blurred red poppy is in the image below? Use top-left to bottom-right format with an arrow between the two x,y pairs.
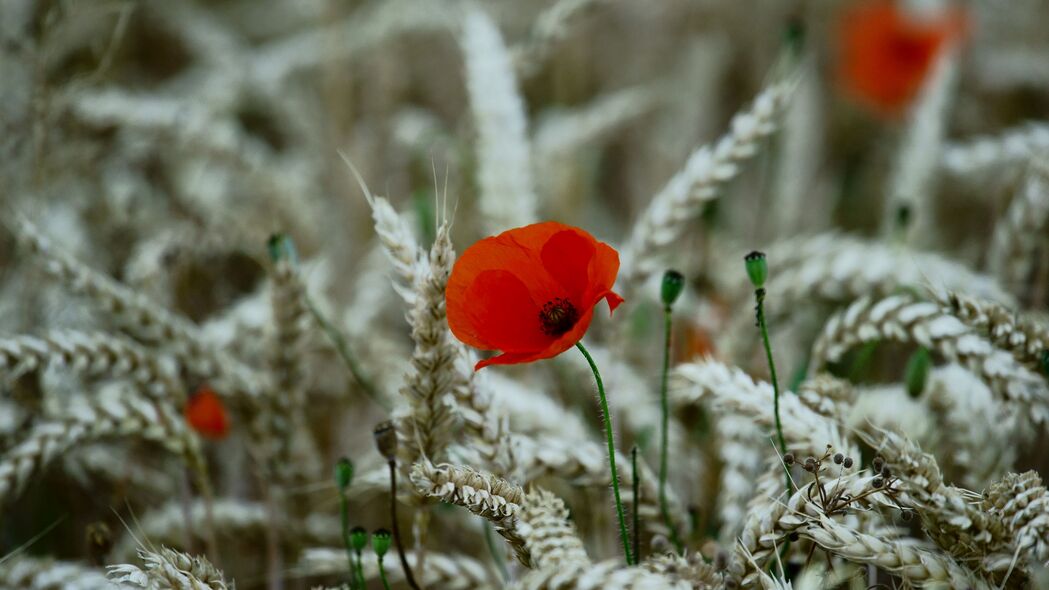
446,221 -> 624,370
837,0 -> 967,116
185,385 -> 230,440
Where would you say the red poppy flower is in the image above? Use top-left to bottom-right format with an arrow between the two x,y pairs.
184,385 -> 230,440
837,0 -> 967,116
446,221 -> 624,370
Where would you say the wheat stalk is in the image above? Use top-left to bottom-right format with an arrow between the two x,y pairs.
510,558 -> 688,589
0,385 -> 193,508
410,460 -> 530,566
987,159 -> 1049,294
941,122 -> 1049,179
107,547 -> 229,589
0,555 -> 111,590
461,7 -> 538,234
619,77 -> 796,289
812,294 -> 1049,423
517,488 -> 590,569
296,548 -> 497,589
0,330 -> 180,400
932,289 -> 1049,373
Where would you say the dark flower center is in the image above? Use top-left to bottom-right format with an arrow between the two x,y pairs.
539,297 -> 579,336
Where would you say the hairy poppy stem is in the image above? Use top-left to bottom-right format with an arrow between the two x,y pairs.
337,491 -> 356,589
659,306 -> 685,553
575,341 -> 633,565
630,445 -> 640,563
754,288 -> 790,493
387,460 -> 422,590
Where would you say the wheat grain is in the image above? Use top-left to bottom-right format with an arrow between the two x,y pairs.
410,460 -> 529,566
619,77 -> 796,289
932,288 -> 1049,372
941,122 -> 1049,179
296,548 -> 497,589
461,8 -> 538,234
987,160 -> 1049,292
0,555 -> 111,590
812,294 -> 1049,422
518,488 -> 591,568
108,547 -> 229,589
0,330 -> 180,400
0,385 -> 192,508
511,558 -> 689,589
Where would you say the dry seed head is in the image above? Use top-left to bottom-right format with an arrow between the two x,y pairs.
373,420 -> 398,461
833,453 -> 844,465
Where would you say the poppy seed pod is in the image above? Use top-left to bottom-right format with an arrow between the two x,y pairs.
350,526 -> 368,551
743,251 -> 767,288
334,457 -> 354,491
661,270 -> 685,307
372,528 -> 392,558
373,420 -> 398,461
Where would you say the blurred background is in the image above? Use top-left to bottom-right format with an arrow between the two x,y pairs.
1,0 -> 1048,588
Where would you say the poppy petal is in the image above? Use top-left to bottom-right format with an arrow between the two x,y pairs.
540,229 -> 596,302
461,269 -> 552,352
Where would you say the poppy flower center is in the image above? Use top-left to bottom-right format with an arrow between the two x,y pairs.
539,297 -> 579,336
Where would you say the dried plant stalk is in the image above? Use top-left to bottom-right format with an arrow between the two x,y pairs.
987,159 -> 1049,292
395,225 -> 464,466
0,386 -> 192,507
107,548 -> 229,589
813,294 -> 1049,422
410,461 -> 530,566
620,77 -> 796,288
461,8 -> 538,233
0,330 -> 179,400
517,488 -> 590,569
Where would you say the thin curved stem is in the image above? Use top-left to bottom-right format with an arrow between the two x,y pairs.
388,460 -> 421,590
575,341 -> 633,565
659,307 -> 685,553
338,491 -> 357,589
755,289 -> 790,493
378,557 -> 392,590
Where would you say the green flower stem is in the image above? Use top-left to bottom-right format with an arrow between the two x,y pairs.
378,556 -> 392,590
630,446 -> 641,563
659,306 -> 685,553
338,491 -> 358,590
754,288 -> 790,493
575,341 -> 633,565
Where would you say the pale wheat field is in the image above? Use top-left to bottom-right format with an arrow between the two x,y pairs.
1,0 -> 1048,588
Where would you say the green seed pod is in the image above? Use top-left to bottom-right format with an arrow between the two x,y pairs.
372,528 -> 392,558
904,347 -> 931,398
350,526 -> 368,552
744,251 -> 768,288
266,233 -> 298,264
660,270 -> 685,307
334,457 -> 354,491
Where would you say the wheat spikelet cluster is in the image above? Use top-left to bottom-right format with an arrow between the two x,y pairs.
2,0 -> 1049,589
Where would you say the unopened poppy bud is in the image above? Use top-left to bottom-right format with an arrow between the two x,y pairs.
904,347 -> 931,397
661,270 -> 685,307
350,526 -> 368,551
373,420 -> 398,461
334,457 -> 354,491
267,233 -> 298,264
372,528 -> 392,558
743,251 -> 767,288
